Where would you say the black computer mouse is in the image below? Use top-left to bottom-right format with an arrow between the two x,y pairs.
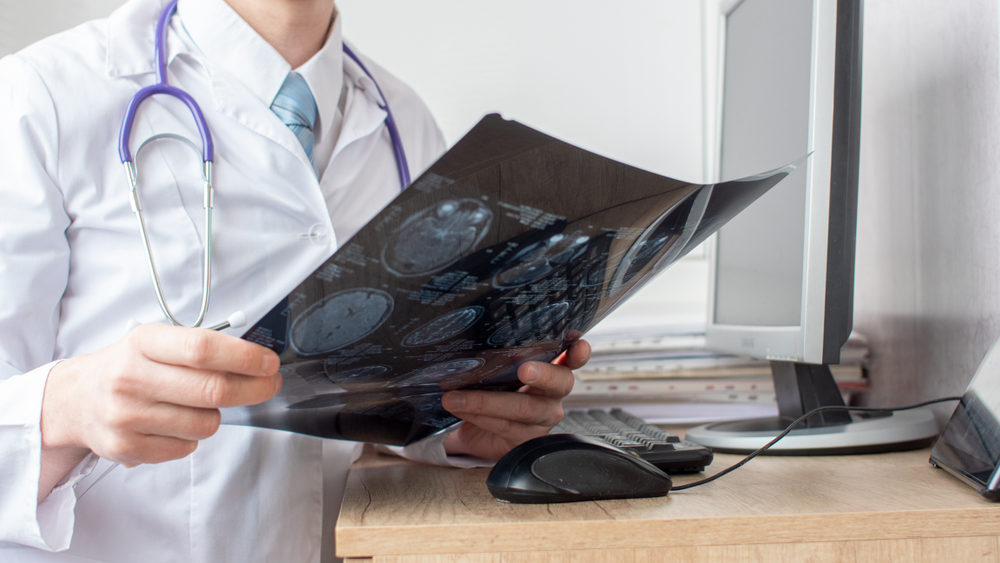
486,433 -> 672,503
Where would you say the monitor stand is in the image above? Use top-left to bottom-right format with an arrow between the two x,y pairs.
685,361 -> 940,454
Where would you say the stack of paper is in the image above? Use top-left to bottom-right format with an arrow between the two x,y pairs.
568,325 -> 868,409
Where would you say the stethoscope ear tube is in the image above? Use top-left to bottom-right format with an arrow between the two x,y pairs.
342,43 -> 411,189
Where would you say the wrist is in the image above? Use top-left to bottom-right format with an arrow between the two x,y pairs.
38,360 -> 91,503
40,360 -> 87,454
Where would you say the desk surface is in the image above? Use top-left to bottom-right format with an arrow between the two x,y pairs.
336,444 -> 1000,562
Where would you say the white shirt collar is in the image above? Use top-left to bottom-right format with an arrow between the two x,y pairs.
176,0 -> 290,110
105,0 -> 172,78
296,15 -> 346,146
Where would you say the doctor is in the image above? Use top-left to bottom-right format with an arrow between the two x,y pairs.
0,0 -> 590,560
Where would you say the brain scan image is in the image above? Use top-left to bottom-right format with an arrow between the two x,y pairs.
290,288 -> 394,355
400,358 -> 486,385
493,232 -> 591,289
323,364 -> 391,388
286,389 -> 402,410
571,231 -> 615,289
383,199 -> 493,277
487,301 -> 571,347
620,218 -> 681,282
608,189 -> 712,298
406,395 -> 461,429
288,360 -> 331,387
343,399 -> 417,424
578,256 -> 609,288
402,306 -> 485,347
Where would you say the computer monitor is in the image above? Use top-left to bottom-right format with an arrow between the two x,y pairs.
686,0 -> 939,453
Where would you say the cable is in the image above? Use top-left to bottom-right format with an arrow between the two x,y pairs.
671,396 -> 963,491
77,461 -> 120,499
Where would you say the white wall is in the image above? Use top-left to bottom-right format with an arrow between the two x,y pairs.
337,0 -> 706,181
0,0 -> 124,55
853,0 -> 1000,417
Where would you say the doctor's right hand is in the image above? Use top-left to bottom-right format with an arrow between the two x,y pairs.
39,324 -> 281,476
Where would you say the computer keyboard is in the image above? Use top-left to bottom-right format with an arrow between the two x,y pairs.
553,408 -> 713,474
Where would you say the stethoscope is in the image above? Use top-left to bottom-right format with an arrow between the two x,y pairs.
118,0 -> 411,330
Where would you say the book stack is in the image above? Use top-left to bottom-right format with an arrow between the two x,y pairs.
568,325 -> 869,414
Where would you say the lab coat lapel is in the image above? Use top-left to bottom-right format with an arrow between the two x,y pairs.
329,74 -> 388,165
206,76 -> 334,247
209,72 -> 321,179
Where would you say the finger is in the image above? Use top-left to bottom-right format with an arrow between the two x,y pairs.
123,403 -> 222,441
442,389 -> 563,427
517,362 -> 575,398
453,413 -> 551,446
98,433 -> 199,467
131,363 -> 282,409
130,324 -> 279,376
556,339 -> 591,370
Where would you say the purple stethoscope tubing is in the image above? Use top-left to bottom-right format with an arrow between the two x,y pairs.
118,0 -> 213,165
342,43 -> 411,189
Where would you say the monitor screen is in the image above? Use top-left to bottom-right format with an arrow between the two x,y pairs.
706,0 -> 858,365
713,0 -> 810,330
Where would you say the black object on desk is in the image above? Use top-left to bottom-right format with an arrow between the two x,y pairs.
486,433 -> 673,503
931,338 -> 1000,501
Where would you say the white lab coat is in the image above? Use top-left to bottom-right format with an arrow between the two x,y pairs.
0,0 -> 462,560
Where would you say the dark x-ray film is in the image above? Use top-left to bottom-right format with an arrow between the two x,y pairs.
223,114 -> 791,445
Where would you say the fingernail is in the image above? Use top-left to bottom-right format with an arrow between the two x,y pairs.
444,392 -> 466,410
521,364 -> 539,384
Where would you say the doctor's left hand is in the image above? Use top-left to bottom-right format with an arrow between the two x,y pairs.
440,339 -> 590,461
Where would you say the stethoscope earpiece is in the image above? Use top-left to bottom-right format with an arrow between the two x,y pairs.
207,310 -> 248,332
126,310 -> 246,335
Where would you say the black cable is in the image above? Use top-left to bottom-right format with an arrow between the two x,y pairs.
671,396 -> 963,491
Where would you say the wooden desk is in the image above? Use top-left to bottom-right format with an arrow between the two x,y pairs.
336,445 -> 1000,562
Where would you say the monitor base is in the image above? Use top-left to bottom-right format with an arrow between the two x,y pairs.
685,407 -> 940,455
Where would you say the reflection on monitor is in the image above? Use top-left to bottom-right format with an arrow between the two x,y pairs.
686,0 -> 939,453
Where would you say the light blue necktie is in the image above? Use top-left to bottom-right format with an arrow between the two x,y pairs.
270,71 -> 318,167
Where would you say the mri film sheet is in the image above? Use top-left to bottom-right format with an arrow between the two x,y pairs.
225,114 -> 790,445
